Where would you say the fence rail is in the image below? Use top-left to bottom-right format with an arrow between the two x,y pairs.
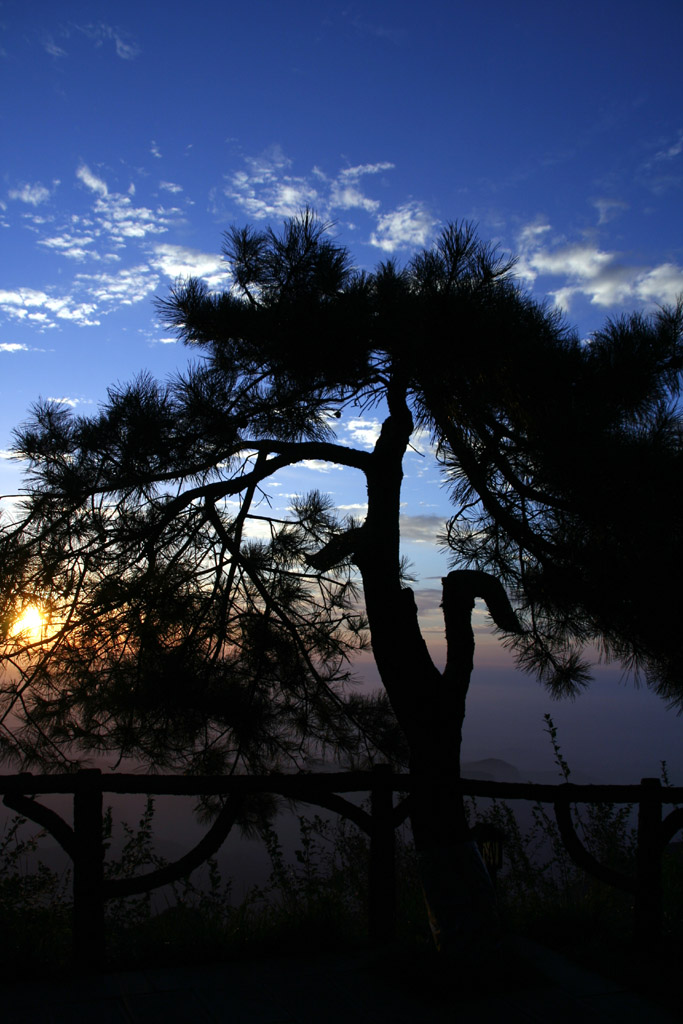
2,767 -> 682,970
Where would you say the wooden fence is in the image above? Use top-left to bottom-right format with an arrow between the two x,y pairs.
1,766 -> 682,970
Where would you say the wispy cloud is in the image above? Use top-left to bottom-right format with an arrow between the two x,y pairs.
223,150 -> 437,254
76,23 -> 141,60
653,129 -> 683,163
328,163 -> 395,213
75,266 -> 159,308
42,35 -> 67,58
8,182 -> 53,206
159,181 -> 183,193
639,129 -> 683,195
3,166 -> 193,331
225,147 -> 319,220
75,166 -> 182,246
93,193 -> 179,243
341,163 -> 395,179
77,164 -> 108,198
593,198 -> 628,225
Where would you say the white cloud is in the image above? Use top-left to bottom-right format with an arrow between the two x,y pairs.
369,201 -> 438,253
526,243 -> 614,280
76,266 -> 159,307
344,418 -> 382,449
8,182 -> 52,206
225,150 -> 399,223
407,425 -> 433,457
242,517 -> 278,541
634,263 -> 683,305
0,343 -> 29,353
571,265 -> 640,308
518,222 -> 551,248
329,183 -> 380,213
149,244 -> 232,288
159,181 -> 183,193
328,163 -> 395,214
517,220 -> 683,312
4,169 -> 188,328
38,232 -> 97,261
298,460 -> 345,473
340,162 -> 395,180
0,288 -> 100,327
45,168 -> 183,266
226,149 -> 319,220
220,150 -> 441,258
90,193 -> 179,243
46,396 -> 80,407
77,165 -> 108,198
150,141 -> 162,159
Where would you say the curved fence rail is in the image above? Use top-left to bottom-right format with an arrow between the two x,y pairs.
1,766 -> 682,970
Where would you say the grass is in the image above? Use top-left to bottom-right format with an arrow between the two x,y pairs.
463,717 -> 682,1013
0,795 -> 429,979
0,718 -> 680,1010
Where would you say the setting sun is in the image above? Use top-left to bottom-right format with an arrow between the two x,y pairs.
11,605 -> 46,642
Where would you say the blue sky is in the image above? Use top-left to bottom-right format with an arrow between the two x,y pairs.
1,0 -> 682,779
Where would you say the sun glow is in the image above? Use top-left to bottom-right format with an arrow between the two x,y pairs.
10,605 -> 46,642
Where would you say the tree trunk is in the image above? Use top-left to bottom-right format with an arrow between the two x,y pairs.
351,386 -> 507,957
407,572 -> 511,956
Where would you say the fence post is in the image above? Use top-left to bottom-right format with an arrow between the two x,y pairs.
369,763 -> 395,942
72,768 -> 105,970
635,777 -> 662,946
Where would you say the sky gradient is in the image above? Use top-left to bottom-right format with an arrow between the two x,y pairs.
1,0 -> 682,781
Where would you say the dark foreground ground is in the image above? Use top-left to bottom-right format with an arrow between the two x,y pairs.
4,938 -> 680,1024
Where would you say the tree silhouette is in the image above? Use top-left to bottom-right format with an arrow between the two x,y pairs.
440,300 -> 683,705
1,213 -> 681,952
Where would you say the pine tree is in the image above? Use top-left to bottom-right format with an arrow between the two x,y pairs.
1,213 -> 680,953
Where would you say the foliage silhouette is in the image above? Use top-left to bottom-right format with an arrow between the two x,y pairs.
441,299 -> 683,706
